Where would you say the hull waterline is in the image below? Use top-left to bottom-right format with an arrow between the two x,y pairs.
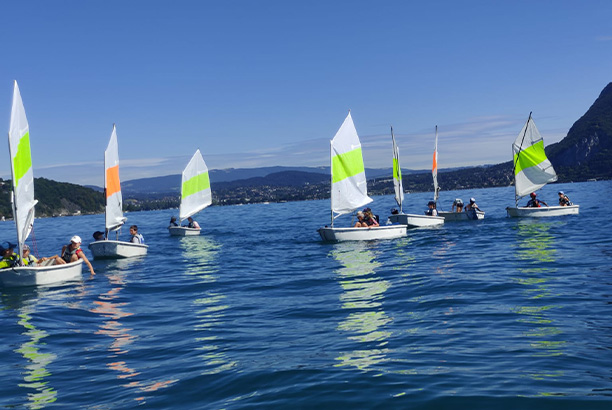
88,240 -> 148,259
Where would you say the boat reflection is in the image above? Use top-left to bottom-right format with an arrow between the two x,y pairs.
1,286 -> 76,409
513,219 -> 566,390
179,237 -> 236,373
91,265 -> 175,402
332,242 -> 392,371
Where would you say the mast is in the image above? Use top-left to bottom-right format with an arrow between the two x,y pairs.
433,125 -> 439,204
513,112 -> 532,207
329,140 -> 334,226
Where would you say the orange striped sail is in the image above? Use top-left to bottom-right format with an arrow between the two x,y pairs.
104,125 -> 126,231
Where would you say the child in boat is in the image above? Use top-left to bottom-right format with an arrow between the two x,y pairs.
452,198 -> 464,212
558,191 -> 572,206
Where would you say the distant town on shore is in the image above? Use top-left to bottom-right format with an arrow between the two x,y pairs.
1,82 -> 611,219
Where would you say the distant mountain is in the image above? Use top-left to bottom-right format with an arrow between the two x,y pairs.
546,82 -> 612,180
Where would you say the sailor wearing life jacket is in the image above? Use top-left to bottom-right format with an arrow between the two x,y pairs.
0,242 -> 19,269
558,191 -> 572,206
129,225 -> 145,244
62,236 -> 84,263
526,192 -> 548,207
425,201 -> 438,216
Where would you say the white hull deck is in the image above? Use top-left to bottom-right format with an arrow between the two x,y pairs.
318,225 -> 407,242
438,210 -> 485,221
88,240 -> 148,259
0,260 -> 83,288
387,213 -> 444,228
168,226 -> 201,236
506,205 -> 580,218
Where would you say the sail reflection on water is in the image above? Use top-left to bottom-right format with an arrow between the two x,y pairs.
180,237 -> 236,374
332,242 -> 392,371
92,259 -> 175,401
513,220 -> 566,387
2,288 -> 59,409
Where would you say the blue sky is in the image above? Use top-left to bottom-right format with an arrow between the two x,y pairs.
1,1 -> 611,186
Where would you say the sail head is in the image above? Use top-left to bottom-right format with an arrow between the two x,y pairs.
179,149 -> 212,221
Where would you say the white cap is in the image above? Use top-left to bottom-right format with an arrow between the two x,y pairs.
470,197 -> 475,202
71,235 -> 82,243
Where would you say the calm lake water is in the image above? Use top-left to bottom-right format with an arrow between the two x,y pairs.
1,180 -> 611,409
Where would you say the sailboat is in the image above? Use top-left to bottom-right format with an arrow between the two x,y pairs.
506,113 -> 579,217
387,127 -> 444,228
0,81 -> 83,287
168,149 -> 212,236
88,125 -> 148,259
435,126 -> 485,221
318,113 -> 407,242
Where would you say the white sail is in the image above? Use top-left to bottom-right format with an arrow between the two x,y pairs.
104,125 -> 126,232
179,149 -> 212,221
391,127 -> 403,212
512,114 -> 557,200
8,81 -> 38,257
330,112 -> 373,218
432,125 -> 439,202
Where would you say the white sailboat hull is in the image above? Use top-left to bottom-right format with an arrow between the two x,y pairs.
168,226 -> 201,236
88,240 -> 148,259
387,213 -> 444,228
438,210 -> 485,221
318,225 -> 407,242
506,205 -> 580,218
0,260 -> 83,288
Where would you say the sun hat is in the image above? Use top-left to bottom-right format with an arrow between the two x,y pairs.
558,191 -> 564,195
470,198 -> 475,203
530,192 -> 537,197
22,244 -> 29,250
71,235 -> 82,244
357,211 -> 364,217
428,200 -> 435,206
1,241 -> 17,252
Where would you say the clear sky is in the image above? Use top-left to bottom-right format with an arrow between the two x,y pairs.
1,0 -> 611,186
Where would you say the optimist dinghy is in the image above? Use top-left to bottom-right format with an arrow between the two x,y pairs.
387,126 -> 444,228
318,113 -> 407,242
0,81 -> 82,287
168,150 -> 212,236
89,125 -> 148,259
506,113 -> 579,217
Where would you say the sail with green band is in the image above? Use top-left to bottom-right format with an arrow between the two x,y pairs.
512,114 -> 557,199
391,127 -> 404,212
330,112 -> 372,217
179,149 -> 212,221
8,81 -> 38,257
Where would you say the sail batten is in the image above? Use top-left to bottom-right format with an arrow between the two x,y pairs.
330,113 -> 372,217
512,116 -> 557,199
179,149 -> 212,221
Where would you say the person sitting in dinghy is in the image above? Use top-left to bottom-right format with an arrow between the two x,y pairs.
129,225 -> 145,244
92,231 -> 105,241
55,236 -> 95,275
184,217 -> 201,229
354,211 -> 367,227
363,208 -> 379,227
169,216 -> 179,227
465,198 -> 482,212
425,201 -> 438,216
526,192 -> 548,208
0,242 -> 19,269
452,198 -> 464,212
21,244 -> 57,266
558,191 -> 572,206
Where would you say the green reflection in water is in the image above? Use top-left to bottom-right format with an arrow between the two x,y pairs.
333,242 -> 391,371
16,308 -> 57,409
180,237 -> 237,374
513,220 -> 567,389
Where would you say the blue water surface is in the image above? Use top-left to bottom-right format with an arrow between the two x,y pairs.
1,181 -> 611,409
